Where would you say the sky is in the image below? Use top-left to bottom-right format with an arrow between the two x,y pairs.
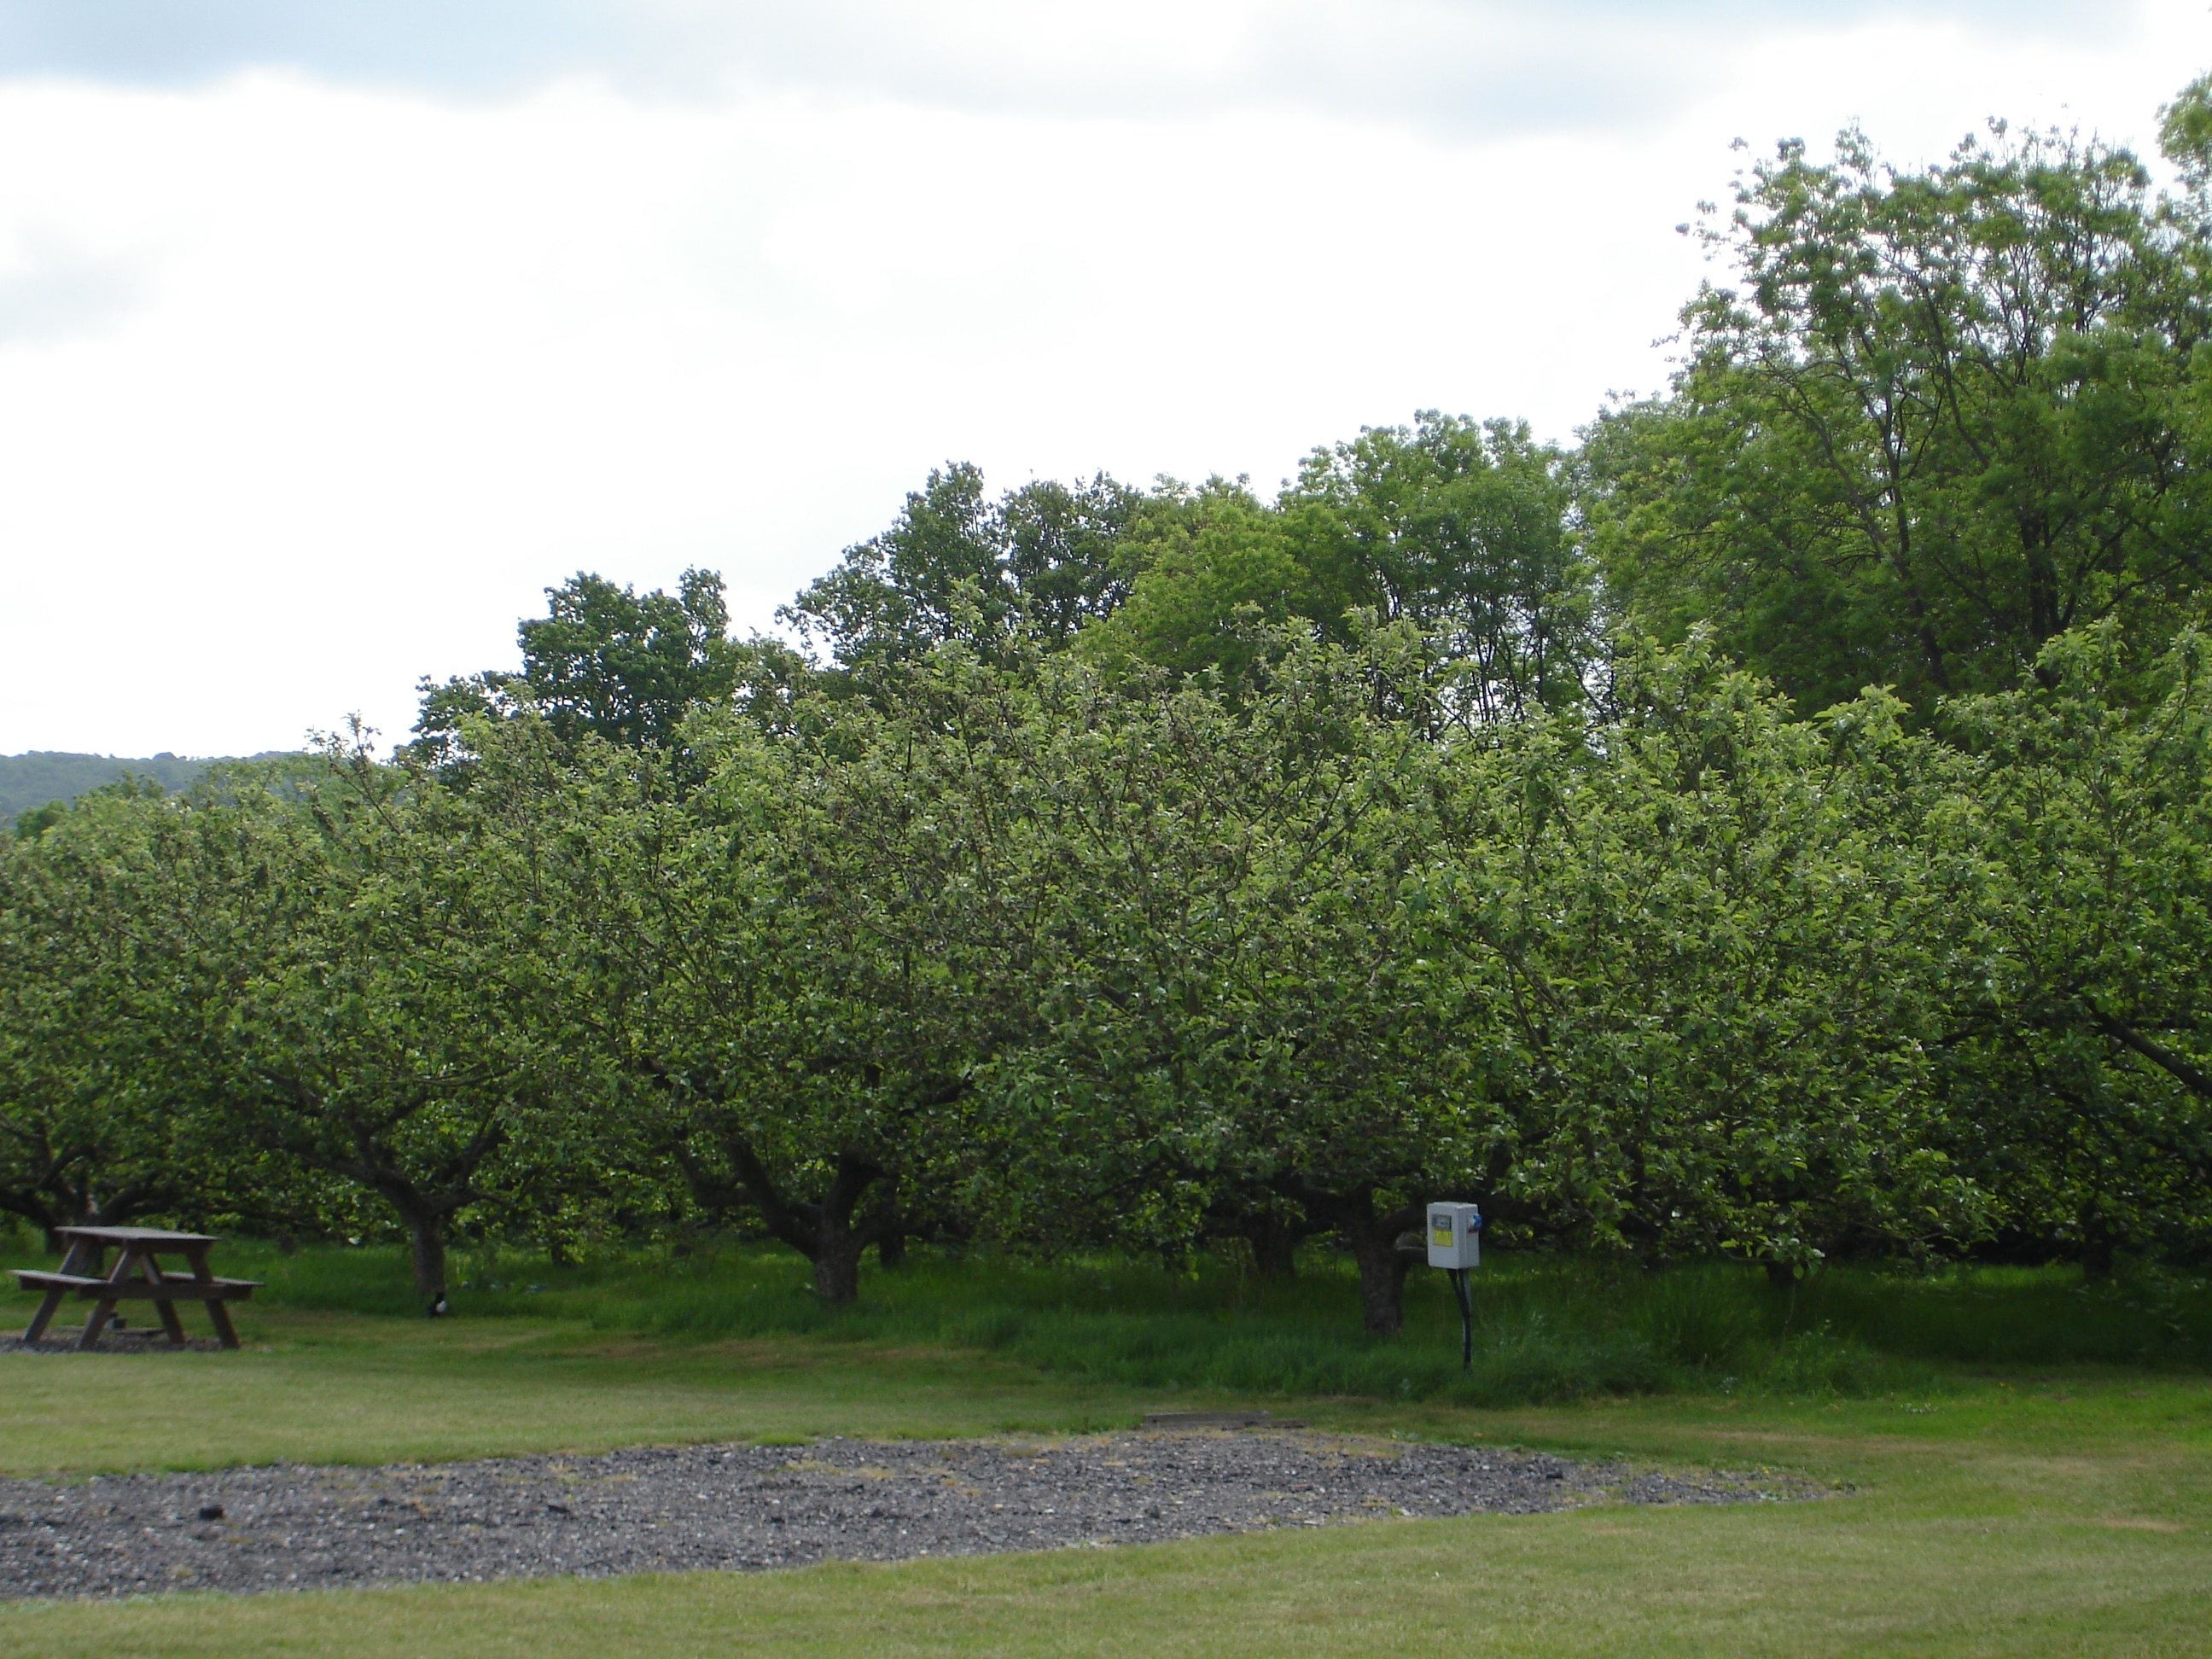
0,0 -> 2205,757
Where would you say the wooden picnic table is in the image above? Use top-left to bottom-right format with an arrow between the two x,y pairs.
12,1226 -> 259,1351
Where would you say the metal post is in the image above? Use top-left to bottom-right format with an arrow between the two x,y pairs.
1448,1266 -> 1472,1372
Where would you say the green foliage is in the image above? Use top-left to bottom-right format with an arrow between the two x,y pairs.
2160,72 -> 2212,211
1586,119 -> 2212,716
782,464 -> 1143,672
19,614 -> 2212,1322
21,75 -> 2212,1339
0,736 -> 629,1299
1074,480 -> 1323,680
1936,620 -> 2212,1270
556,654 -> 1053,1305
1282,412 -> 1598,723
998,626 -> 1483,1330
1443,638 -> 1989,1272
413,568 -> 754,765
797,427 -> 1598,707
1076,421 -> 1596,706
0,777 -> 265,1242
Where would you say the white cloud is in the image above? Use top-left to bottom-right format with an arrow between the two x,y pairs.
0,1 -> 2204,755
0,232 -> 148,342
0,1 -> 2145,132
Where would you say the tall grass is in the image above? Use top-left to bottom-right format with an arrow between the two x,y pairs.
1790,1264 -> 2212,1367
10,1229 -> 2207,1406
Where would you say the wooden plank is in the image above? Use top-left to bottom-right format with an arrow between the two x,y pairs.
96,1247 -> 144,1342
54,1238 -> 98,1277
20,1287 -> 67,1343
149,1296 -> 190,1343
182,1237 -> 244,1352
9,1272 -> 257,1290
53,1226 -> 220,1246
84,1244 -> 150,1350
140,1254 -> 189,1345
87,1283 -> 255,1301
13,1275 -> 255,1301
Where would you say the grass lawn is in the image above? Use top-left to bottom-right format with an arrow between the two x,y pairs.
0,1313 -> 1154,1475
0,1245 -> 2208,1655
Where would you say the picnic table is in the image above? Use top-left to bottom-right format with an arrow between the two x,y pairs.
12,1226 -> 259,1351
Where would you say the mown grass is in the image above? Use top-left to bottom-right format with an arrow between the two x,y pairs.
3,1225 -> 2211,1656
0,1312 -> 1157,1476
17,1229 -> 2201,1409
2,1371 -> 2209,1657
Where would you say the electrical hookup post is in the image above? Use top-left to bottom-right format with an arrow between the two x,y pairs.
1427,1202 -> 1481,1371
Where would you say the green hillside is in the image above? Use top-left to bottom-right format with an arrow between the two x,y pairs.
0,751 -> 288,818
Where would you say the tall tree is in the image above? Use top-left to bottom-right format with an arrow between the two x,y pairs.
1441,638 -> 1991,1276
1002,628 -> 1490,1334
1283,413 -> 1598,725
564,653 -> 1047,1304
0,788 -> 190,1247
783,465 -> 1142,672
143,736 -> 593,1307
1586,113 -> 2212,715
1939,619 -> 2212,1274
1073,480 -> 1327,684
413,568 -> 746,764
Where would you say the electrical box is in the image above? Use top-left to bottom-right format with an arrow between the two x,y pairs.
1427,1202 -> 1481,1270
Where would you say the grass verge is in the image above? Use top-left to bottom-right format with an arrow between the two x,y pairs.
15,1233 -> 2209,1410
0,1368 -> 2205,1657
1,1240 -> 2209,1655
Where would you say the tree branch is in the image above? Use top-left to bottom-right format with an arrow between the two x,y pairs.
2087,1004 -> 2212,1103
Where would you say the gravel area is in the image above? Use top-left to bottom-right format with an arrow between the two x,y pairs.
0,1431 -> 1820,1601
1,1333 -> 230,1355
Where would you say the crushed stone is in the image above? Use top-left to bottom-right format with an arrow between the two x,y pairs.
0,1430 -> 1824,1601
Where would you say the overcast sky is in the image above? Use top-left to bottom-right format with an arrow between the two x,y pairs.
0,0 -> 2204,757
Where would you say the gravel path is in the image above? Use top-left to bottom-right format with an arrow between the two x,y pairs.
0,1431 -> 1819,1601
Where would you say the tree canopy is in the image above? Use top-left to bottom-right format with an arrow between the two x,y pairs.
16,76 -> 2212,1333
1586,115 -> 2212,715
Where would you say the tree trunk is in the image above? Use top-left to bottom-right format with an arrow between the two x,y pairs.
715,1132 -> 888,1307
1345,1225 -> 1413,1336
1243,1211 -> 1301,1278
265,1077 -> 492,1319
813,1233 -> 865,1305
403,1211 -> 448,1311
2082,1233 -> 2116,1284
1284,1180 -> 1421,1336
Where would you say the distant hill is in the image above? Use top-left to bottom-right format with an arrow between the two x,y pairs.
0,751 -> 296,818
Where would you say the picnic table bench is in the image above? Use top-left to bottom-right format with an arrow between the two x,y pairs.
13,1226 -> 259,1350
